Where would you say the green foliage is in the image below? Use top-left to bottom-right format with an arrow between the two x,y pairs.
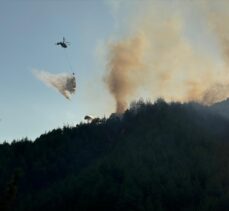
1,100 -> 229,210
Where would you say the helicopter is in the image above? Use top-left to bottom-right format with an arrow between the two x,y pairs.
56,37 -> 70,48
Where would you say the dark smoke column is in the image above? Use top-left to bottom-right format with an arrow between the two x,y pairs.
105,34 -> 146,113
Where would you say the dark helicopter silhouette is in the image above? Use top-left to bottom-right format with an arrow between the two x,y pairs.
56,37 -> 70,48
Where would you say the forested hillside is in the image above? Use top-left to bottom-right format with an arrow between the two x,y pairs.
1,99 -> 229,211
210,98 -> 229,119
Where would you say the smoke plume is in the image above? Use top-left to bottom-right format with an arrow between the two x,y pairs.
197,0 -> 229,104
33,70 -> 76,99
105,1 -> 229,112
105,34 -> 146,113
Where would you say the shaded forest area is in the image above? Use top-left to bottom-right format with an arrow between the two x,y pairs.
1,99 -> 229,211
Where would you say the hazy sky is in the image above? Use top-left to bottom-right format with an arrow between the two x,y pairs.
1,0 -> 229,142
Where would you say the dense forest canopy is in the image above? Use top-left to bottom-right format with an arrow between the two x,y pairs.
1,99 -> 229,211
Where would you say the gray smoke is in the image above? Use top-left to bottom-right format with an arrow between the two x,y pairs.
105,34 -> 146,113
201,83 -> 229,105
33,70 -> 76,99
104,1 -> 229,110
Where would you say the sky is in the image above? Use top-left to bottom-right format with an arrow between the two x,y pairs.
1,0 -> 229,142
0,0 -> 118,142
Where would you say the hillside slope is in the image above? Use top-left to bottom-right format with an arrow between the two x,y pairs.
1,100 -> 229,211
210,98 -> 229,119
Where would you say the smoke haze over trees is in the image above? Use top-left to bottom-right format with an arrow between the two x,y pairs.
1,100 -> 229,210
104,0 -> 229,112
